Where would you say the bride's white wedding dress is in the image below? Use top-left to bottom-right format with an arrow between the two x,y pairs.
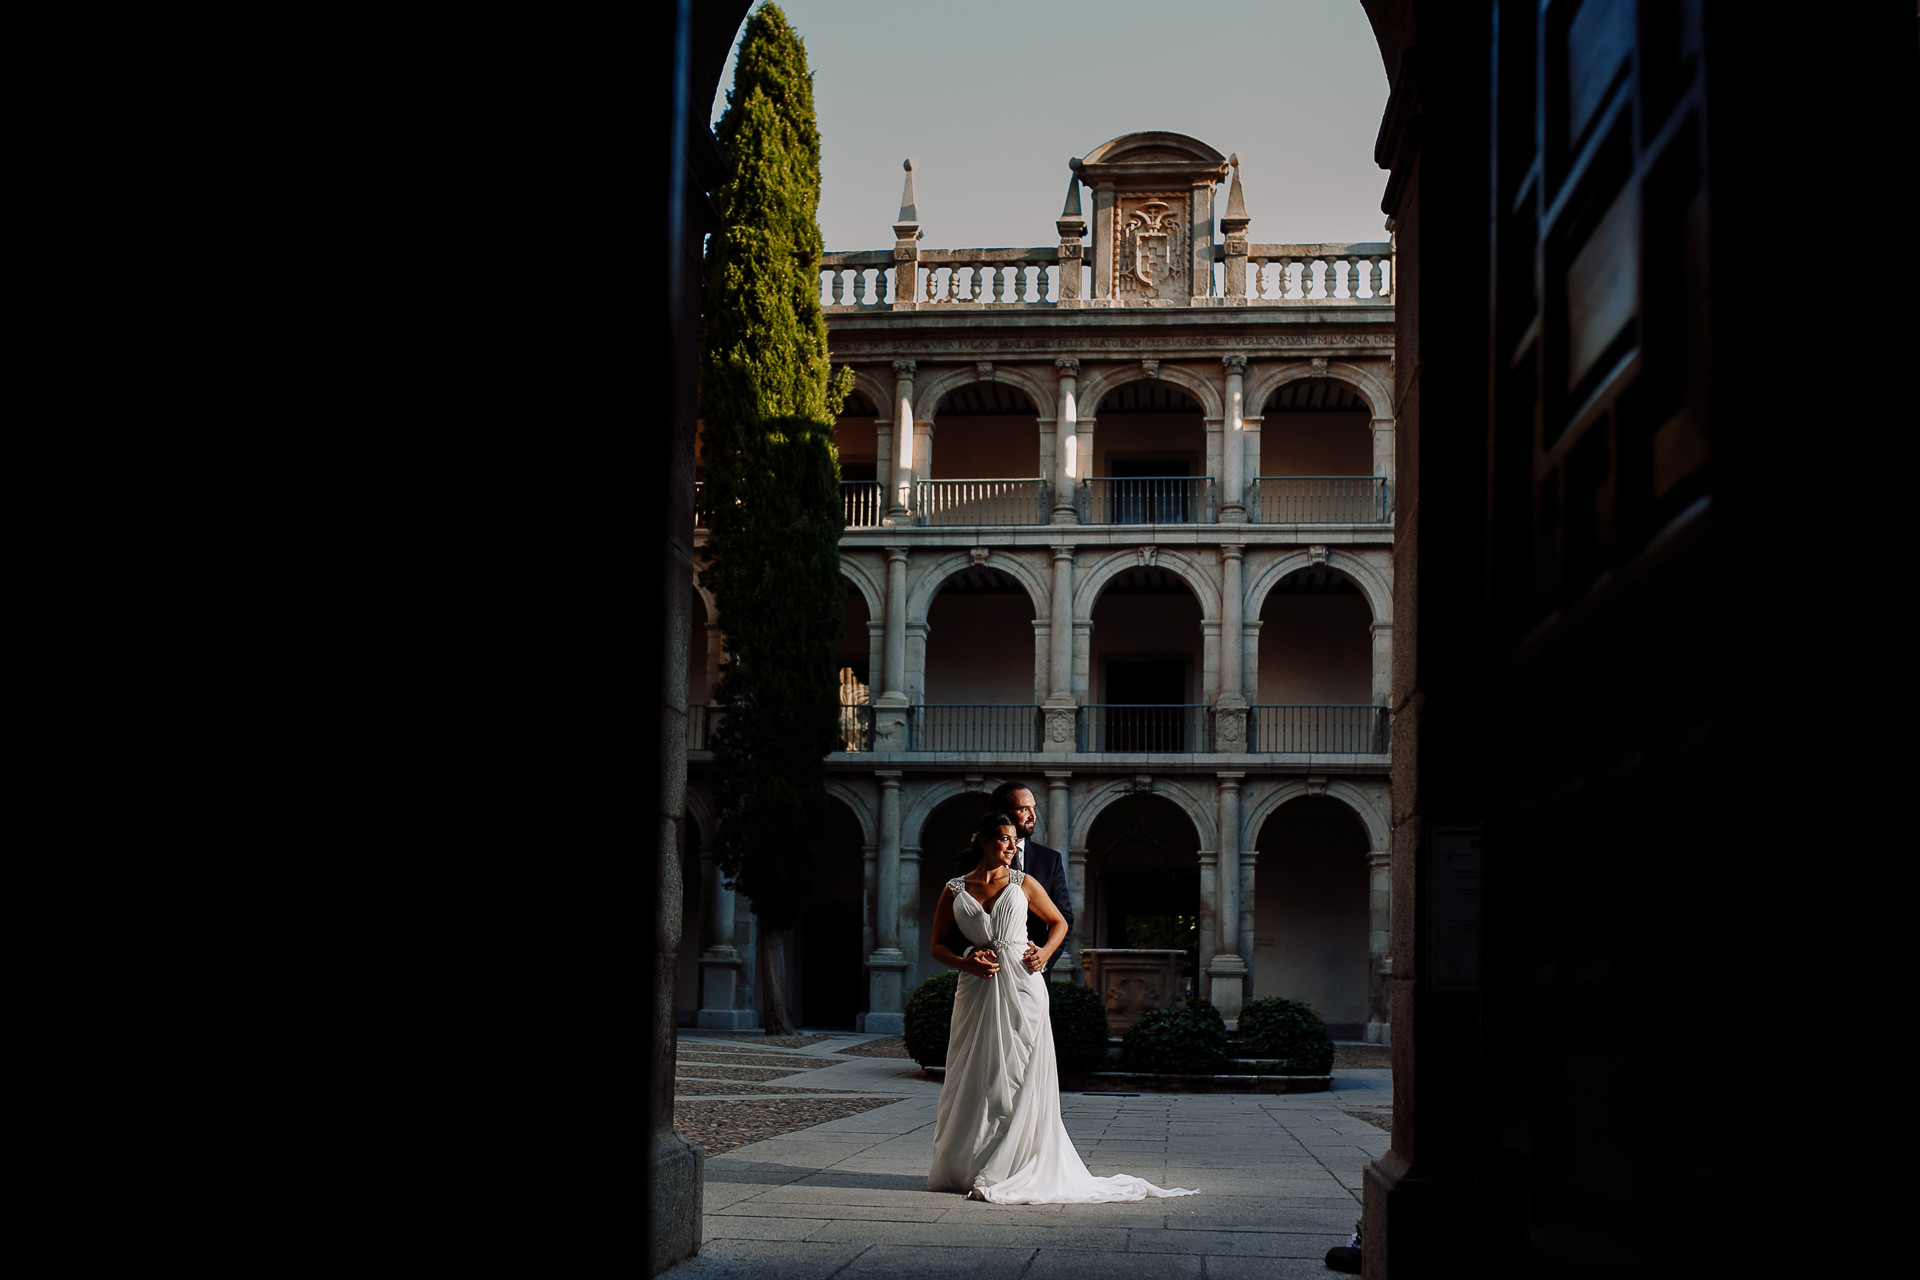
927,871 -> 1198,1204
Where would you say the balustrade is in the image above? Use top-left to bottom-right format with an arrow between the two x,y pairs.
1248,705 -> 1391,754
1079,476 -> 1216,525
819,242 -> 1389,309
1247,476 -> 1391,524
1079,705 -> 1213,753
842,480 -> 885,528
908,705 -> 1042,753
912,478 -> 1048,526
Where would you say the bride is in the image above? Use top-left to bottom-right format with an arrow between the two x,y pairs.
926,810 -> 1198,1204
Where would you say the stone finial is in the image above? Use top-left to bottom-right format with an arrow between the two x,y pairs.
1221,153 -> 1250,235
1057,172 -> 1087,240
894,158 -> 921,240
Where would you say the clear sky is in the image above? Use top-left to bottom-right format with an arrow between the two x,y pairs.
713,0 -> 1392,253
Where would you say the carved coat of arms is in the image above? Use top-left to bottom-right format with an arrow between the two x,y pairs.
1117,197 -> 1186,300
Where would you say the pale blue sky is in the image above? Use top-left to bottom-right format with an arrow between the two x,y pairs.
714,0 -> 1392,253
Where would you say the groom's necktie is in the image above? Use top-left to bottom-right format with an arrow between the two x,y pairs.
1015,841 -> 1026,873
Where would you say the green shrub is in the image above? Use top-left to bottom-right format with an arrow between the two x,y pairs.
903,969 -> 959,1067
1048,980 -> 1111,1074
1234,997 -> 1335,1074
1117,997 -> 1230,1074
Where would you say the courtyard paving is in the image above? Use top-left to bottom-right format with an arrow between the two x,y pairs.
663,1031 -> 1391,1280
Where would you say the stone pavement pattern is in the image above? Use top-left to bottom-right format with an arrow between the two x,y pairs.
664,1031 -> 1390,1280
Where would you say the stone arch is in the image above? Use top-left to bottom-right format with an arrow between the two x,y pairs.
693,581 -> 719,626
1071,776 -> 1218,852
684,784 -> 715,851
1246,361 -> 1394,423
1245,549 -> 1392,625
844,367 -> 895,423
1073,547 -> 1222,623
1078,365 -> 1225,423
917,364 -> 1057,427
823,779 -> 877,848
902,776 -> 1004,850
839,555 -> 885,622
1241,778 -> 1389,855
905,551 -> 1049,627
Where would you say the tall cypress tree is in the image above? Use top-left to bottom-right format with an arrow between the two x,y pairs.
699,2 -> 851,1035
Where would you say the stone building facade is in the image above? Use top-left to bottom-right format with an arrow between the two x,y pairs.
684,131 -> 1397,1042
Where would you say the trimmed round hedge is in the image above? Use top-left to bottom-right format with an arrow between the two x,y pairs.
1234,997 -> 1335,1074
904,970 -> 1113,1073
903,969 -> 959,1066
1117,997 -> 1230,1074
1047,979 -> 1111,1074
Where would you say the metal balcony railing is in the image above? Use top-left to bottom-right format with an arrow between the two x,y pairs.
1078,704 -> 1213,753
909,704 -> 1042,752
842,480 -> 886,528
912,479 -> 1049,527
689,705 -> 724,752
1247,476 -> 1391,524
1079,476 -> 1216,524
1249,705 -> 1391,753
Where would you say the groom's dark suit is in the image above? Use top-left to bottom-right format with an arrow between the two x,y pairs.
950,838 -> 1074,977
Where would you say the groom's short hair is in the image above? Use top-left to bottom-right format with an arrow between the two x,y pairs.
990,780 -> 1032,812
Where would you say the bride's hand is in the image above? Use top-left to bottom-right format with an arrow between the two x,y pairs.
1024,944 -> 1045,972
967,948 -> 1000,977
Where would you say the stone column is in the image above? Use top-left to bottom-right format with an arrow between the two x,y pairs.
1371,620 -> 1394,712
697,845 -> 753,1028
900,844 -> 923,990
1367,848 -> 1392,1044
912,418 -> 935,493
873,546 -> 910,750
1067,845 -> 1089,979
1243,415 -> 1263,496
1221,355 -> 1248,520
1196,848 -> 1218,1001
1372,415 -> 1396,503
864,771 -> 909,1033
1214,543 -> 1249,752
1043,544 -> 1077,752
888,360 -> 916,521
1208,773 -> 1248,1022
1044,770 -> 1075,973
1053,359 -> 1081,523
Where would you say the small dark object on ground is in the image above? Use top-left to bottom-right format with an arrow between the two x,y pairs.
1324,1245 -> 1362,1273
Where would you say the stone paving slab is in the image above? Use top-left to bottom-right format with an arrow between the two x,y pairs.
664,1037 -> 1388,1280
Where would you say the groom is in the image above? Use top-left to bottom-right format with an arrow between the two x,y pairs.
951,781 -> 1075,978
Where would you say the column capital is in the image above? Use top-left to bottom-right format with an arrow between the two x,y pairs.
1220,542 -> 1245,563
892,359 -> 917,376
885,545 -> 910,564
1054,357 -> 1080,374
874,770 -> 903,786
1222,353 -> 1249,373
1216,771 -> 1245,786
1368,850 -> 1392,869
1051,544 -> 1076,563
1044,769 -> 1074,781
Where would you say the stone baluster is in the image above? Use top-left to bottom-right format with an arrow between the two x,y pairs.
1249,256 -> 1268,299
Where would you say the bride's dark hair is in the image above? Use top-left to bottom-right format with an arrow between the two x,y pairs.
973,810 -> 1017,845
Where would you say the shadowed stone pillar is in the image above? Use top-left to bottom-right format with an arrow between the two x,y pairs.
873,547 -> 910,750
1208,773 -> 1248,1022
1222,355 -> 1248,520
1053,359 -> 1081,523
1044,770 -> 1076,976
1214,543 -> 1248,752
864,771 -> 908,1033
1197,847 -> 1218,1001
697,841 -> 754,1028
888,360 -> 916,520
1368,848 -> 1392,1044
1043,545 -> 1077,752
1371,620 -> 1394,710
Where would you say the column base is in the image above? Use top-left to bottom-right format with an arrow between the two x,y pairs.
1207,955 -> 1248,1023
650,1131 -> 704,1275
866,948 -> 909,1031
696,1009 -> 761,1030
1365,1020 -> 1390,1045
858,1011 -> 905,1034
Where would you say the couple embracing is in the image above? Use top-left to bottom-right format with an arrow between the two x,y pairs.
926,781 -> 1196,1205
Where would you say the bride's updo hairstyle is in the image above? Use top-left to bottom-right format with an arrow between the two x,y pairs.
973,810 -> 1018,847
